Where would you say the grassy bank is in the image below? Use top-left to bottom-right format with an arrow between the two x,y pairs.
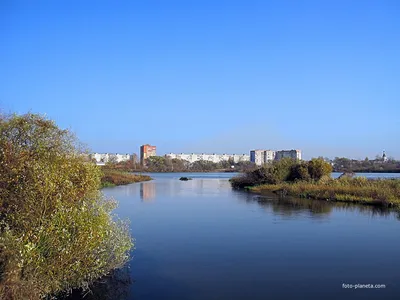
101,169 -> 152,187
249,177 -> 400,208
229,158 -> 400,209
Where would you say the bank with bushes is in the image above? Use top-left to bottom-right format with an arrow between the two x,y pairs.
101,168 -> 152,188
230,158 -> 400,209
0,114 -> 134,299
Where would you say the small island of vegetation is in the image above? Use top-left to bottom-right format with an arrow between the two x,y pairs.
100,169 -> 152,188
230,158 -> 400,209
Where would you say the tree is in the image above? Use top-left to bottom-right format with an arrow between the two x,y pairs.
236,161 -> 257,172
288,161 -> 311,182
270,158 -> 297,183
308,158 -> 333,181
190,160 -> 216,172
146,156 -> 168,171
107,154 -> 118,164
333,157 -> 352,172
0,113 -> 132,299
171,158 -> 189,172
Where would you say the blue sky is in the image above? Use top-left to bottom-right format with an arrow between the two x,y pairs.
1,0 -> 399,159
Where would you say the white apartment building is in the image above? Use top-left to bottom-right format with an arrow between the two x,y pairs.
250,149 -> 302,165
264,150 -> 276,162
275,149 -> 302,161
91,153 -> 133,164
250,150 -> 265,166
165,153 -> 250,164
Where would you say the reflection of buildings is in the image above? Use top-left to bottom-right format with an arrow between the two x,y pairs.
140,182 -> 156,201
140,144 -> 157,165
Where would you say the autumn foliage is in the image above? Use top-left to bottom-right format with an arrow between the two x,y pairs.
0,114 -> 133,299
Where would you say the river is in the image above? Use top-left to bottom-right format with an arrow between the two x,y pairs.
80,172 -> 400,300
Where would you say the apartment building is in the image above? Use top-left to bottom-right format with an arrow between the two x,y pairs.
275,149 -> 302,161
250,149 -> 302,165
264,150 -> 276,162
91,153 -> 132,164
140,144 -> 157,165
165,153 -> 250,164
250,150 -> 265,166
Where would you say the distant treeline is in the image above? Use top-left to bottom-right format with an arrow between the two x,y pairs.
332,157 -> 400,173
105,156 -> 257,173
105,156 -> 400,174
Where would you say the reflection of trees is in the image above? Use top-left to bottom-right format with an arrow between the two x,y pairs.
256,195 -> 333,217
239,192 -> 397,220
61,267 -> 132,300
332,202 -> 394,218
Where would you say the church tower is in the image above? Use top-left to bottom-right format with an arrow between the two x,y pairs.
382,151 -> 388,162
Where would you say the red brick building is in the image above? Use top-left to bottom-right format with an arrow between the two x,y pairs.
140,144 -> 156,165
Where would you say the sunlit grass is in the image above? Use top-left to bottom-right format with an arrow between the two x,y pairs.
250,177 -> 400,207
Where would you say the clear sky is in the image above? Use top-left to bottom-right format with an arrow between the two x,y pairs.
1,0 -> 399,160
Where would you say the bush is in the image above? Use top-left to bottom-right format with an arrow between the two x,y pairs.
230,158 -> 334,188
0,113 -> 133,299
288,161 -> 311,182
308,158 -> 333,181
269,158 -> 297,183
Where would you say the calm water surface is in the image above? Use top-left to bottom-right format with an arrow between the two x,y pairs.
94,172 -> 400,300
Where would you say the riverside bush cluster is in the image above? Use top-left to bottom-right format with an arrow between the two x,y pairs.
230,157 -> 400,208
0,114 -> 133,299
230,158 -> 333,189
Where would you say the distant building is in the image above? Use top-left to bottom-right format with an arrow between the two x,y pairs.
250,149 -> 302,166
140,144 -> 157,165
250,150 -> 265,166
382,151 -> 388,162
165,153 -> 250,164
275,149 -> 302,161
264,150 -> 276,162
91,153 -> 133,165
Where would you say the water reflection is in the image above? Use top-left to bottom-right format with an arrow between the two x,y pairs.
85,175 -> 400,300
63,268 -> 131,300
140,182 -> 156,201
240,192 -> 396,220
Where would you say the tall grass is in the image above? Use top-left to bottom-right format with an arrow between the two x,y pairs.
250,177 -> 400,208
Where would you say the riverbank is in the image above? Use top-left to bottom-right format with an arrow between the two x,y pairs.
101,169 -> 152,188
248,177 -> 400,208
106,168 -> 242,173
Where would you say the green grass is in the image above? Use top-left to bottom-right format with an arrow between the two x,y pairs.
249,177 -> 400,208
100,169 -> 152,188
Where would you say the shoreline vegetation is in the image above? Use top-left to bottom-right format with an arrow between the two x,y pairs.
0,114 -> 133,299
100,168 -> 152,188
332,157 -> 400,173
103,156 -> 257,173
230,158 -> 400,209
101,156 -> 400,174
